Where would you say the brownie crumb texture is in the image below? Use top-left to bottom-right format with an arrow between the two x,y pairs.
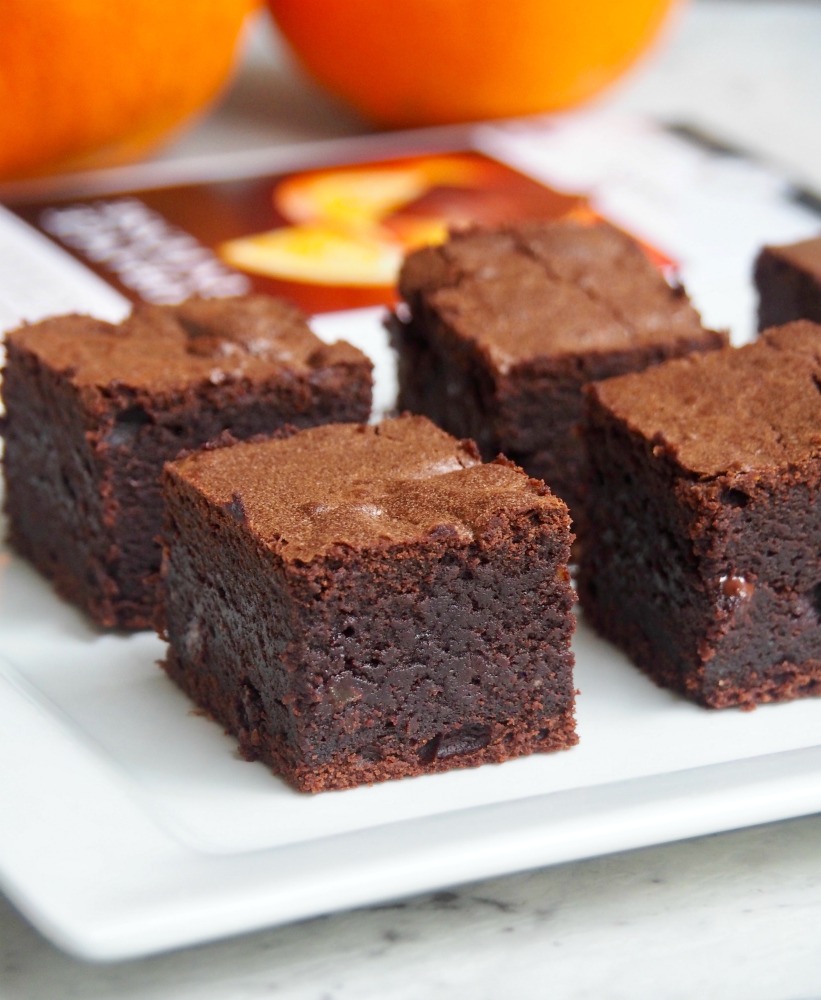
1,295 -> 373,629
390,219 -> 725,530
161,415 -> 577,792
579,319 -> 821,709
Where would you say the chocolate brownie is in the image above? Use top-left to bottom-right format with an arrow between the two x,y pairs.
160,415 -> 577,792
578,320 -> 821,709
755,234 -> 821,330
390,220 -> 726,528
2,295 -> 372,629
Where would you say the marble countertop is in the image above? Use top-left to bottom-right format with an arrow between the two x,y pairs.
3,2 -> 821,997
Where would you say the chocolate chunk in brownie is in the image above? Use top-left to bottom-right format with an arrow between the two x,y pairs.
160,415 -> 577,792
755,234 -> 821,330
578,319 -> 821,709
2,295 -> 372,629
389,220 -> 726,530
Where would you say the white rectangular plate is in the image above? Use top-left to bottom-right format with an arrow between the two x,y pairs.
2,304 -> 821,962
2,113 -> 821,962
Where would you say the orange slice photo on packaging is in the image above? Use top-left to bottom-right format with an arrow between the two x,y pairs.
219,223 -> 404,286
273,157 -> 485,226
218,157 -> 488,286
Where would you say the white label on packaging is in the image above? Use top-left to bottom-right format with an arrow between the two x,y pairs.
0,205 -> 129,335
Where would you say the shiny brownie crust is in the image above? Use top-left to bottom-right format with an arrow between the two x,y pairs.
390,220 -> 725,527
2,296 -> 372,629
578,320 -> 821,708
160,416 -> 577,792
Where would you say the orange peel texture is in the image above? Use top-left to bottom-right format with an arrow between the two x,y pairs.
267,0 -> 679,128
0,0 -> 256,180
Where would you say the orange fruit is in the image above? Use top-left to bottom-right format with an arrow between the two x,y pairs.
0,0 -> 257,181
267,0 -> 678,128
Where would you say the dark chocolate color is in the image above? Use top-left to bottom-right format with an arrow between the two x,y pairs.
390,220 -> 726,528
160,415 -> 577,792
578,320 -> 821,709
755,235 -> 821,331
2,295 -> 373,629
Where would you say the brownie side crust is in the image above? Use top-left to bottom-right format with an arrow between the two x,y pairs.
2,296 -> 372,629
390,220 -> 725,525
578,320 -> 821,708
160,416 -> 577,791
755,235 -> 821,331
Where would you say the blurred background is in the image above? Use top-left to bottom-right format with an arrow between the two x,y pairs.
2,0 -> 819,192
166,0 -> 821,193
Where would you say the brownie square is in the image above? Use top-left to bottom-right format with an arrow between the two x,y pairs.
390,220 -> 726,527
578,320 -> 821,709
755,235 -> 821,331
2,295 -> 372,629
160,415 -> 577,792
